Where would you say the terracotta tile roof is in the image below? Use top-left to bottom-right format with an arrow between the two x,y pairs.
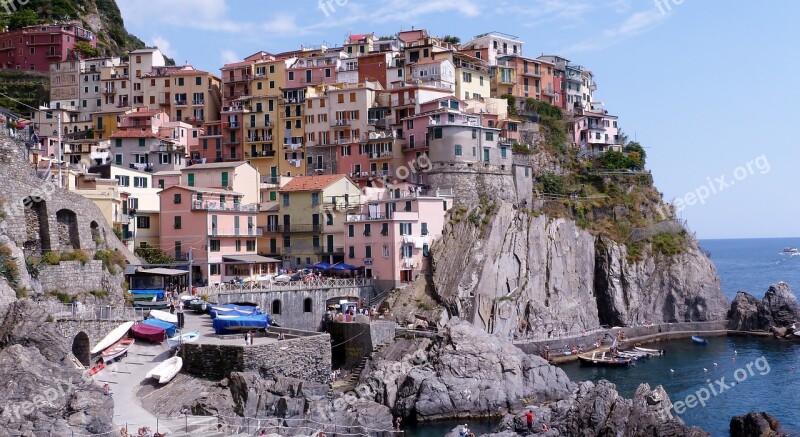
221,60 -> 252,69
278,174 -> 347,192
411,58 -> 446,66
110,130 -> 157,139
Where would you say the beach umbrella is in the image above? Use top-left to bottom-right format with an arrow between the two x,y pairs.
310,261 -> 332,270
331,262 -> 359,271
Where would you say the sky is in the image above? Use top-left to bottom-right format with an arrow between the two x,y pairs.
115,0 -> 800,240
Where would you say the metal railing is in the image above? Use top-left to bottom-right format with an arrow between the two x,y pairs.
198,277 -> 372,295
42,302 -> 147,321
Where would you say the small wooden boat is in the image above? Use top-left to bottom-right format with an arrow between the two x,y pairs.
87,361 -> 106,376
167,331 -> 199,349
101,337 -> 134,362
577,351 -> 632,367
149,309 -> 178,324
146,357 -> 183,384
691,336 -> 708,345
132,300 -> 171,310
634,346 -> 665,355
131,322 -> 167,343
91,321 -> 135,354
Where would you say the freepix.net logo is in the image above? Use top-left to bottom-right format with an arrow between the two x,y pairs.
318,0 -> 348,17
1,0 -> 31,14
654,0 -> 686,15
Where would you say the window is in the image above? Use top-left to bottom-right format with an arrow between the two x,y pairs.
303,298 -> 313,313
326,213 -> 334,226
173,193 -> 182,204
381,223 -> 389,236
282,194 -> 290,206
383,245 -> 390,258
221,171 -> 229,187
401,244 -> 413,258
272,299 -> 282,315
138,138 -> 145,147
173,216 -> 182,229
423,243 -> 430,257
210,264 -> 220,275
134,177 -> 148,188
115,154 -> 123,165
421,222 -> 429,235
174,242 -> 181,258
485,131 -> 494,141
235,240 -> 242,252
288,71 -> 294,80
348,225 -> 354,238
454,145 -> 462,156
365,245 -> 372,258
399,223 -> 412,235
115,175 -> 130,187
364,223 -> 371,236
210,240 -> 220,252
137,216 -> 150,229
283,235 -> 291,248
196,77 -> 202,86
433,128 -> 443,139
500,146 -> 507,159
348,246 -> 355,259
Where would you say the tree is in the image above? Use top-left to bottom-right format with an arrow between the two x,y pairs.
599,150 -> 636,170
624,142 -> 646,168
73,41 -> 102,59
135,246 -> 175,265
442,35 -> 461,45
8,10 -> 40,30
500,94 -> 517,116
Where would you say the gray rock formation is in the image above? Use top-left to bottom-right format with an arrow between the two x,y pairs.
432,203 -> 728,339
363,320 -> 574,422
0,301 -> 114,436
730,411 -> 787,437
488,381 -> 708,437
727,283 -> 800,332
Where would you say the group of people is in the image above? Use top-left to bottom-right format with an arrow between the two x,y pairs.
119,426 -> 166,437
167,288 -> 185,328
329,368 -> 342,382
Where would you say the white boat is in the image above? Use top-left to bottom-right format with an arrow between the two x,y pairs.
102,337 -> 135,362
634,346 -> 665,355
146,356 -> 183,384
91,321 -> 135,354
149,309 -> 178,324
781,247 -> 798,254
167,331 -> 200,349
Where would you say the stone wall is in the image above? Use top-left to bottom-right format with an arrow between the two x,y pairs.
369,321 -> 397,347
325,321 -> 397,370
38,260 -> 105,294
427,164 -> 516,205
182,334 -> 331,384
54,318 -> 135,366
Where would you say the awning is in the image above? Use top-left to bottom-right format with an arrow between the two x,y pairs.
222,255 -> 282,264
134,267 -> 189,276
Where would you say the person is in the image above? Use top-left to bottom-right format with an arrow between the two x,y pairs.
394,417 -> 402,431
278,332 -> 285,341
103,383 -> 113,397
176,300 -> 185,328
525,410 -> 534,431
459,424 -> 469,437
244,331 -> 250,345
71,296 -> 77,316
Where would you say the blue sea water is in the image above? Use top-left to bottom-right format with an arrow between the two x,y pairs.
406,237 -> 800,436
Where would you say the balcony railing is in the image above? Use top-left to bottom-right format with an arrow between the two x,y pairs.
210,228 -> 264,237
331,119 -> 350,127
261,224 -> 322,234
314,246 -> 344,255
246,150 -> 276,158
346,213 -> 392,222
191,201 -> 259,212
260,176 -> 281,186
246,136 -> 273,142
283,143 -> 303,150
402,141 -> 428,150
174,100 -> 187,106
369,151 -> 393,160
192,100 -> 205,106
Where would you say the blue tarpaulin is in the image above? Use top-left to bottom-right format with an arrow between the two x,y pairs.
129,289 -> 165,299
209,304 -> 262,319
142,318 -> 177,337
331,263 -> 360,271
212,314 -> 271,335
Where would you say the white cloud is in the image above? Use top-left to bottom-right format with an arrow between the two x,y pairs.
220,49 -> 239,65
152,36 -> 176,60
563,9 -> 667,53
117,0 -> 245,32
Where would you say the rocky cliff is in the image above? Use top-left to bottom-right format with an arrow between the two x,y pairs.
431,202 -> 728,338
728,282 -> 800,332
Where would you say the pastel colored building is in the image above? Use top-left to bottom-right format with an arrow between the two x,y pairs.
345,183 -> 453,288
158,185 -> 268,285
100,61 -> 130,111
129,48 -> 166,107
0,22 -> 96,72
453,53 -> 491,101
141,65 -> 222,130
108,108 -> 187,172
268,175 -> 360,269
462,32 -> 523,66
571,108 -> 621,155
181,161 -> 260,205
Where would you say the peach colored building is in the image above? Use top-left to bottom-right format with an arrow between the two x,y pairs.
158,185 -> 270,285
344,183 -> 453,288
181,161 -> 260,204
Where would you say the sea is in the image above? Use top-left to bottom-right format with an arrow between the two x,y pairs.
405,237 -> 800,437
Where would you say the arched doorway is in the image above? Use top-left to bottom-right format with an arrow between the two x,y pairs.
271,299 -> 282,315
56,209 -> 80,250
90,221 -> 101,248
72,332 -> 91,366
23,198 -> 50,253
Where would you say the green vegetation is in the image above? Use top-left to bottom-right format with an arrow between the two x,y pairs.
74,40 -> 102,58
512,143 -> 531,155
6,10 -> 40,29
46,290 -> 72,303
41,251 -> 61,265
0,243 -> 20,288
416,300 -> 432,311
89,289 -> 108,298
135,246 -> 174,265
538,173 -> 567,196
41,250 -> 91,265
25,256 -> 43,279
651,231 -> 688,257
0,71 -> 49,114
45,315 -> 54,323
94,249 -> 127,273
442,35 -> 461,45
624,142 -> 647,168
500,94 -> 517,116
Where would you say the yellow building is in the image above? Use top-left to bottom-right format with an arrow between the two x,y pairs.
141,66 -> 222,130
453,52 -> 491,100
92,108 -> 130,140
268,174 -> 360,268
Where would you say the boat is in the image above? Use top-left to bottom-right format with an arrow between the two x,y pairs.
142,318 -> 177,337
146,356 -> 183,384
634,346 -> 665,356
167,331 -> 200,349
149,309 -> 178,324
209,304 -> 261,319
212,313 -> 271,334
691,336 -> 708,345
781,247 -> 798,254
101,337 -> 135,362
87,361 -> 106,376
617,350 -> 650,360
131,322 -> 167,343
90,321 -> 135,354
577,351 -> 632,367
132,300 -> 171,310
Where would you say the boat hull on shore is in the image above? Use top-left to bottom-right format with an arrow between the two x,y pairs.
101,337 -> 134,362
146,357 -> 183,384
90,321 -> 134,354
577,352 -> 632,367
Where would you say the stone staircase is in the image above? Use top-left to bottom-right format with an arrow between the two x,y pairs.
346,342 -> 387,386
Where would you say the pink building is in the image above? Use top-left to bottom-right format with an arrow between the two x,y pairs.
0,23 -> 96,72
110,107 -> 189,172
344,183 -> 453,288
158,185 -> 275,285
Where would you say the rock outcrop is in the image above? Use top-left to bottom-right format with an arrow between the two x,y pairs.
0,301 -> 114,436
363,320 -> 574,422
729,411 -> 787,437
432,202 -> 728,338
727,282 -> 800,332
488,381 -> 708,437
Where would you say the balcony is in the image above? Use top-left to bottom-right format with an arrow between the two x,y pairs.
332,137 -> 358,145
283,142 -> 303,151
369,151 -> 394,160
498,76 -> 515,85
246,135 -> 273,143
191,200 -> 259,212
223,121 -> 240,129
331,119 -> 350,127
260,176 -> 281,188
226,74 -> 251,83
149,142 -> 178,152
314,246 -> 344,255
222,105 -> 248,114
101,88 -> 117,95
402,140 -> 428,151
246,150 -> 276,159
222,154 -> 243,161
542,88 -> 556,97
346,213 -> 392,222
210,228 -> 264,237
262,224 -> 322,234
521,69 -> 542,78
192,100 -> 205,106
